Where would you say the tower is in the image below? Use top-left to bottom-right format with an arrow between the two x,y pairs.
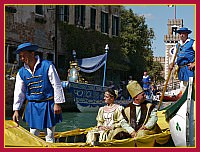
164,19 -> 183,89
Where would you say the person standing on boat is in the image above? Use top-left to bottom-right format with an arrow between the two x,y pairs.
12,42 -> 65,143
122,81 -> 161,138
86,88 -> 133,143
170,27 -> 195,94
141,71 -> 151,99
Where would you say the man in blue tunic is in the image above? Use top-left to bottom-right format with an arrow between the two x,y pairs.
12,42 -> 66,143
170,27 -> 195,93
141,71 -> 151,99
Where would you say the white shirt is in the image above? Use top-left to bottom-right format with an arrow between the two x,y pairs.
13,56 -> 65,111
132,101 -> 158,129
132,102 -> 141,125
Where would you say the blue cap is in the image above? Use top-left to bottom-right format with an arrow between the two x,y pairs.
176,27 -> 192,34
16,42 -> 38,54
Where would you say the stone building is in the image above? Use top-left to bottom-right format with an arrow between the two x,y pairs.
5,5 -> 120,74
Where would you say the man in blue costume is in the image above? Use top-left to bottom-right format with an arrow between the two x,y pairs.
141,71 -> 151,99
12,42 -> 66,143
170,27 -> 195,93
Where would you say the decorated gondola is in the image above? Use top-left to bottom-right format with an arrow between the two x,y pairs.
5,109 -> 172,147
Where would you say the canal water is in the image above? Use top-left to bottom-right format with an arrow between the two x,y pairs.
6,102 -> 173,132
56,112 -> 98,131
6,112 -> 98,132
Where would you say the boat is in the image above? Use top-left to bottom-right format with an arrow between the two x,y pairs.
163,95 -> 180,102
164,77 -> 195,147
62,81 -> 131,112
5,79 -> 195,147
62,45 -> 131,112
5,109 -> 173,147
162,88 -> 182,102
151,89 -> 181,103
153,45 -> 195,147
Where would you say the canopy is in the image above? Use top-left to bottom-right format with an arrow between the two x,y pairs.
77,53 -> 107,73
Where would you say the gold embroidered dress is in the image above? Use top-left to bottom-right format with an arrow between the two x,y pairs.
86,104 -> 130,142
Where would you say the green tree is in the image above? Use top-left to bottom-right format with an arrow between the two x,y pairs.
58,23 -> 125,84
148,61 -> 165,85
120,7 -> 155,81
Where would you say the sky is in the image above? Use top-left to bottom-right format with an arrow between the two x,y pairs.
124,5 -> 195,57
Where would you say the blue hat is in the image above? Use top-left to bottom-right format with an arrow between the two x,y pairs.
176,27 -> 192,34
16,42 -> 38,54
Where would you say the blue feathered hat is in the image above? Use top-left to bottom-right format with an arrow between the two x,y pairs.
16,42 -> 38,54
176,27 -> 192,34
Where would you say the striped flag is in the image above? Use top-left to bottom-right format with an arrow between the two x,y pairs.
168,5 -> 175,7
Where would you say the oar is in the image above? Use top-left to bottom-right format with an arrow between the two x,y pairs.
157,43 -> 180,110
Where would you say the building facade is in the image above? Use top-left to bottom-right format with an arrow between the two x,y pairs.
5,5 -> 120,79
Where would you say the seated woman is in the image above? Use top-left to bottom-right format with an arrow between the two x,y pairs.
86,88 -> 132,144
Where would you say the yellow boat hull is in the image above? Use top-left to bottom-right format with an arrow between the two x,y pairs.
5,111 -> 171,147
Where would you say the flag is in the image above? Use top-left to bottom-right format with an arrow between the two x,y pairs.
167,5 -> 176,19
168,5 -> 175,7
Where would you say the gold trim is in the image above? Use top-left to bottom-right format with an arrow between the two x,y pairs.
30,92 -> 43,95
27,80 -> 43,86
26,75 -> 42,80
29,85 -> 42,90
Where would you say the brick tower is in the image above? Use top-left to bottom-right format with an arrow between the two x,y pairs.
164,19 -> 183,89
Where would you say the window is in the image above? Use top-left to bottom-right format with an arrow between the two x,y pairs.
171,25 -> 179,36
5,45 -> 17,64
112,15 -> 119,36
90,8 -> 96,30
5,6 -> 17,13
101,11 -> 108,34
58,6 -> 69,22
35,5 -> 43,15
172,27 -> 178,36
75,6 -> 85,27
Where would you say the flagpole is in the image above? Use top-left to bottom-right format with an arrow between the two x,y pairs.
103,44 -> 109,87
174,5 -> 176,19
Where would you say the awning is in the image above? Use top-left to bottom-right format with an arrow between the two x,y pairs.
77,53 -> 107,73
